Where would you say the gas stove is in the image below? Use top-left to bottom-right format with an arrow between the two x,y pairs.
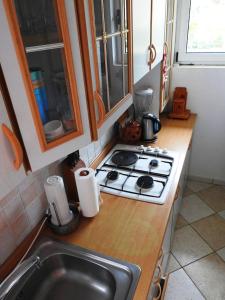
95,144 -> 179,204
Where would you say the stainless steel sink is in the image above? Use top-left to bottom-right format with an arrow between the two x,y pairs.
3,239 -> 141,300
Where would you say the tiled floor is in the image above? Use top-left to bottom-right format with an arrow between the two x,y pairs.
165,180 -> 225,300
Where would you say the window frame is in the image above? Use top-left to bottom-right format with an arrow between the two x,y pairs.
177,0 -> 225,65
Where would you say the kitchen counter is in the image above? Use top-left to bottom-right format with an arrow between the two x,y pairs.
50,114 -> 197,300
0,114 -> 196,299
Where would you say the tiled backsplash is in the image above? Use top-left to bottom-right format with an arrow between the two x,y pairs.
79,125 -> 114,166
0,125 -> 114,266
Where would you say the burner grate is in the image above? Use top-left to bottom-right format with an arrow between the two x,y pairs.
96,168 -> 166,199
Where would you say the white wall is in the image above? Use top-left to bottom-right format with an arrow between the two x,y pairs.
134,63 -> 161,117
172,66 -> 225,183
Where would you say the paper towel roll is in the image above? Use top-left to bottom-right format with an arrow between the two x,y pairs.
74,168 -> 99,217
44,176 -> 73,226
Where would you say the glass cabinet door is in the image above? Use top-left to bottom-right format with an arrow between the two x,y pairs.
159,0 -> 175,113
92,0 -> 131,121
5,0 -> 83,150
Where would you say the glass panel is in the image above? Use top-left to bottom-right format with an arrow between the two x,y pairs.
124,0 -> 128,30
123,32 -> 129,95
107,36 -> 124,109
93,0 -> 103,37
187,0 -> 225,53
167,0 -> 174,22
14,0 -> 61,47
166,23 -> 173,67
27,48 -> 77,143
96,40 -> 109,112
104,0 -> 122,34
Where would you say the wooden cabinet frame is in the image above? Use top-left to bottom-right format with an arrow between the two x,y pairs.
3,0 -> 84,152
159,0 -> 176,113
87,0 -> 133,129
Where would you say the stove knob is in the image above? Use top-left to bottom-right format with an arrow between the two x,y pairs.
162,148 -> 168,154
146,146 -> 152,152
137,145 -> 145,151
154,147 -> 160,153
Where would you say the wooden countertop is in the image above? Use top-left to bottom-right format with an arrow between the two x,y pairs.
51,114 -> 197,300
0,114 -> 196,299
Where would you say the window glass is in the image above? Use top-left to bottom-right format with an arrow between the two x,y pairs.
187,0 -> 225,53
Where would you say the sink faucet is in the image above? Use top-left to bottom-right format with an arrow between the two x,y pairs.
0,256 -> 41,300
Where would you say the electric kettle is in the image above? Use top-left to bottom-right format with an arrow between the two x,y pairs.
142,113 -> 161,141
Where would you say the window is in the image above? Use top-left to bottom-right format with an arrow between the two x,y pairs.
177,0 -> 225,64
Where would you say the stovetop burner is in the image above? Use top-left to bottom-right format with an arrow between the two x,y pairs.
95,144 -> 178,205
111,151 -> 138,166
107,170 -> 119,181
136,175 -> 154,189
149,159 -> 159,167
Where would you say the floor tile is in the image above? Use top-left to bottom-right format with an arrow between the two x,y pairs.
218,210 -> 225,219
183,187 -> 193,197
180,194 -> 214,223
187,180 -> 212,193
184,254 -> 225,300
171,225 -> 212,266
166,254 -> 181,273
192,214 -> 225,250
164,269 -> 205,300
216,247 -> 225,262
198,185 -> 225,212
175,214 -> 188,229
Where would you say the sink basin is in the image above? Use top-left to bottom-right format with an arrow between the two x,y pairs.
5,239 -> 141,300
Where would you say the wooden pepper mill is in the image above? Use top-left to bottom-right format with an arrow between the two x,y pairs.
61,151 -> 86,202
169,87 -> 191,119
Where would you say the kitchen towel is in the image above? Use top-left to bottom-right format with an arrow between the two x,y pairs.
74,168 -> 99,217
44,176 -> 73,226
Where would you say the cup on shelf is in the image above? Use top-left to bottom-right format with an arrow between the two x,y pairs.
44,120 -> 64,141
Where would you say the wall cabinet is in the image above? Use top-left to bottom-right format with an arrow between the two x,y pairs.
82,0 -> 133,137
151,0 -> 168,70
0,67 -> 26,199
160,0 -> 176,112
133,0 -> 167,84
0,0 -> 92,171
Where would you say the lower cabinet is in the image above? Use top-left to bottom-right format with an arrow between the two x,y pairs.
147,148 -> 191,299
148,211 -> 172,299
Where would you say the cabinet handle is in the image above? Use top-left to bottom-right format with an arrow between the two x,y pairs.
153,282 -> 162,300
148,44 -> 157,65
151,44 -> 157,63
153,276 -> 169,300
2,123 -> 23,170
153,264 -> 162,284
164,42 -> 168,55
94,91 -> 106,128
174,185 -> 180,201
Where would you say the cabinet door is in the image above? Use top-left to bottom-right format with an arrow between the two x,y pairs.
133,0 -> 151,83
173,149 -> 191,232
0,81 -> 26,199
159,0 -> 175,113
0,0 -> 91,171
151,0 -> 167,69
86,0 -> 133,136
148,210 -> 173,299
161,209 -> 173,274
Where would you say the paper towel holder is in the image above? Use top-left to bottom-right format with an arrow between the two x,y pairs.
46,203 -> 80,235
